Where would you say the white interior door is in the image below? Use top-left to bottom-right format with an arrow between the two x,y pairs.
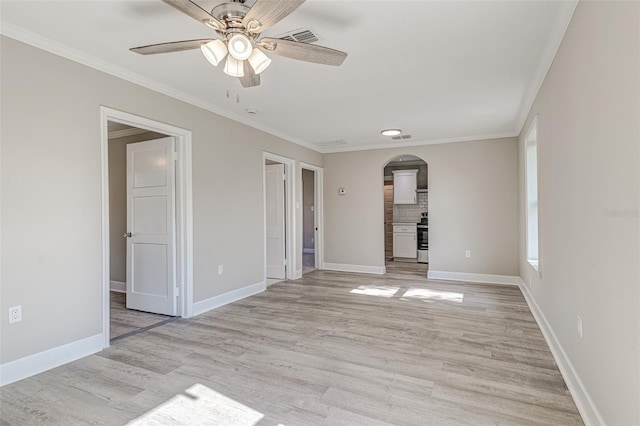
126,137 -> 177,316
266,163 -> 286,279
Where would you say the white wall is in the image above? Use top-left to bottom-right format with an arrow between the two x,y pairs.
518,2 -> 639,425
0,36 -> 322,365
323,138 -> 519,276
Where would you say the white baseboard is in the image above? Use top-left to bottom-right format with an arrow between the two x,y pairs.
323,263 -> 386,275
0,333 -> 104,387
427,270 -> 520,285
303,248 -> 315,254
294,269 -> 303,280
518,279 -> 603,426
110,280 -> 126,293
192,281 -> 266,317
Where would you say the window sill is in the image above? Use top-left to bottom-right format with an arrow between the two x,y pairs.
528,259 -> 539,272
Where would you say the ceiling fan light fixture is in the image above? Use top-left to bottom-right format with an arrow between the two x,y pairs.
381,128 -> 402,137
223,56 -> 244,77
227,34 -> 253,61
247,49 -> 272,74
200,40 -> 228,66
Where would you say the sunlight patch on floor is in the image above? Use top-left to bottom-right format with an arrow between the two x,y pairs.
401,288 -> 464,303
127,384 -> 265,426
350,285 -> 399,298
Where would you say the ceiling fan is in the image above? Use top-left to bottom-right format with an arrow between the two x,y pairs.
130,0 -> 348,88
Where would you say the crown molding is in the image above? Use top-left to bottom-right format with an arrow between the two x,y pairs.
320,132 -> 518,154
0,22 -> 322,153
1,3 -> 576,156
514,0 -> 578,136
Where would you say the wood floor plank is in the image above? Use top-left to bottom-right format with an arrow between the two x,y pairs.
0,269 -> 583,425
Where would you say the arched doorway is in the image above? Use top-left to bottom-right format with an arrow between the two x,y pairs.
383,155 -> 429,277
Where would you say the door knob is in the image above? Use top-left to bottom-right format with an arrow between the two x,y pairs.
124,232 -> 132,238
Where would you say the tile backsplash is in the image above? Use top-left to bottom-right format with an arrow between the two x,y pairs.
393,192 -> 428,223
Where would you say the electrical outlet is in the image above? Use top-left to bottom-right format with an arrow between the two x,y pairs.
9,306 -> 22,324
577,316 -> 583,339
465,250 -> 471,258
218,265 -> 223,275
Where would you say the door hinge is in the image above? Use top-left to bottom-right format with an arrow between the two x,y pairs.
284,259 -> 287,266
174,286 -> 179,296
172,151 -> 178,161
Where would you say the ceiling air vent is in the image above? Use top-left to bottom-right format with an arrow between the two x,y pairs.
277,28 -> 320,44
392,134 -> 412,140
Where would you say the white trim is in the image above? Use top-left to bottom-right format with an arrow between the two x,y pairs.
100,107 -> 194,350
427,270 -> 520,286
192,281 -> 266,317
109,280 -> 126,293
302,248 -> 315,254
0,334 -> 103,387
323,263 -> 386,275
299,162 -> 324,276
0,17 -> 578,155
518,280 -> 603,426
295,269 -> 303,280
108,127 -> 149,140
262,152 -> 297,282
514,1 -> 578,134
322,132 -> 518,154
0,23 -> 319,154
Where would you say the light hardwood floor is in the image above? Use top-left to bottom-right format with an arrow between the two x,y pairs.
110,291 -> 172,341
1,271 -> 583,425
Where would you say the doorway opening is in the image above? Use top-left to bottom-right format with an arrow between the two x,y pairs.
100,107 -> 193,348
263,153 -> 296,286
300,163 -> 324,275
383,155 -> 429,278
302,168 -> 315,274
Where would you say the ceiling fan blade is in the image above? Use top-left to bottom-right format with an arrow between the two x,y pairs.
130,39 -> 215,55
162,0 -> 225,30
259,38 -> 347,66
243,0 -> 305,33
239,61 -> 261,88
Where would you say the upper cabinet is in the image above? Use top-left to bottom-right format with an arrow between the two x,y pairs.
392,169 -> 418,204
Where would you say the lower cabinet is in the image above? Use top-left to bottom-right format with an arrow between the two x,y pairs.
393,226 -> 417,258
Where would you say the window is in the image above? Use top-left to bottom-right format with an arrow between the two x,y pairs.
525,116 -> 539,270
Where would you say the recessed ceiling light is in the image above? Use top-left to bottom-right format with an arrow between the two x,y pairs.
381,128 -> 402,137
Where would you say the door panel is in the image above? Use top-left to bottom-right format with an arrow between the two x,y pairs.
132,244 -> 168,296
265,163 -> 286,279
126,137 -> 177,315
134,196 -> 167,235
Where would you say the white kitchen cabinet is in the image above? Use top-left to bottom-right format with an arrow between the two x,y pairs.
392,170 -> 418,204
393,224 -> 417,258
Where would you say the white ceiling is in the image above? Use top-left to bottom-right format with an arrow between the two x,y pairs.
0,1 -> 576,153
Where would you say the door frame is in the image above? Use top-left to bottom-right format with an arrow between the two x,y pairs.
100,106 -> 194,348
300,162 -> 324,276
263,152 -> 296,283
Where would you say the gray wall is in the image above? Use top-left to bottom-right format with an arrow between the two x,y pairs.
518,2 -> 639,424
0,36 -> 322,364
108,131 -> 167,284
323,138 -> 519,275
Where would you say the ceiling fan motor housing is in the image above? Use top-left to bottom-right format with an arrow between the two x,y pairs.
212,2 -> 250,26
